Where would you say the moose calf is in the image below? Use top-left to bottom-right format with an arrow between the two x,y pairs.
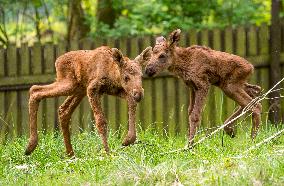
145,29 -> 262,147
25,46 -> 152,156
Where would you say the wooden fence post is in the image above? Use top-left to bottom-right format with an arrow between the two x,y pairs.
269,0 -> 281,124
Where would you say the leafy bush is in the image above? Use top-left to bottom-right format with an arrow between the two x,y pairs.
92,0 -> 271,38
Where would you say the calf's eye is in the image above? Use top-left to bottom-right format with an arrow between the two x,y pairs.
158,53 -> 167,63
159,54 -> 167,59
124,75 -> 130,82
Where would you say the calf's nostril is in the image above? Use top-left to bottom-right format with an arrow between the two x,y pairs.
133,92 -> 143,102
145,68 -> 155,77
145,68 -> 150,74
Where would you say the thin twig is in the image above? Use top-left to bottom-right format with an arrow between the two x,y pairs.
161,77 -> 284,155
0,115 -> 9,127
243,128 -> 284,154
264,95 -> 284,100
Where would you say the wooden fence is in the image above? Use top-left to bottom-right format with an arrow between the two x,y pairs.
1,23 -> 284,141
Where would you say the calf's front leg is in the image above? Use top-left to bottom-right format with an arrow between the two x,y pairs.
188,87 -> 209,147
87,86 -> 109,153
122,99 -> 137,146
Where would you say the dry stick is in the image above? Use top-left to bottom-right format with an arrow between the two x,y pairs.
243,128 -> 284,154
268,87 -> 284,93
231,127 -> 284,159
0,116 -> 9,127
161,77 -> 284,155
264,95 -> 284,100
195,77 -> 284,145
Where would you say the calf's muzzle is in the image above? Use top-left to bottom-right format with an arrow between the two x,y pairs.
132,89 -> 144,102
145,65 -> 156,77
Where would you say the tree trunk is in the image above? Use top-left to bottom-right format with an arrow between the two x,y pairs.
67,0 -> 90,41
0,8 -> 9,46
34,6 -> 41,42
42,0 -> 54,41
97,0 -> 116,28
269,0 -> 281,124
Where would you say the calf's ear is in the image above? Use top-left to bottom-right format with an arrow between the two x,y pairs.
134,46 -> 152,66
156,36 -> 166,45
168,29 -> 181,47
112,48 -> 125,67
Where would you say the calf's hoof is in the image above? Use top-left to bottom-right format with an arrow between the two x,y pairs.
122,135 -> 136,146
187,142 -> 195,149
251,132 -> 258,141
24,139 -> 38,155
66,150 -> 75,158
224,127 -> 236,138
24,149 -> 32,156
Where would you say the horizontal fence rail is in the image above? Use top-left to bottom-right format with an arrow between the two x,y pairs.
1,23 -> 284,142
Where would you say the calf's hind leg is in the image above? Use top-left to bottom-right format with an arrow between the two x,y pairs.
224,107 -> 242,138
223,83 -> 261,137
223,84 -> 261,139
245,83 -> 261,98
58,94 -> 84,157
25,81 -> 76,155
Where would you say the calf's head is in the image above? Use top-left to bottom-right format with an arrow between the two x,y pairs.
145,29 -> 181,77
112,47 -> 152,102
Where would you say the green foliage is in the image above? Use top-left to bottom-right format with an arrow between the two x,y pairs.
211,0 -> 271,27
0,0 -> 69,45
93,0 -> 271,38
0,125 -> 283,185
0,0 -> 276,44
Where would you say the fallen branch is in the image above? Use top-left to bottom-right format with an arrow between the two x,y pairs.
243,128 -> 284,154
160,77 -> 284,155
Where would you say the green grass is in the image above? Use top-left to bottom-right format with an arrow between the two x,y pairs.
0,124 -> 283,186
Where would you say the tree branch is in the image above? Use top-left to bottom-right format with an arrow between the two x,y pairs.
0,8 -> 9,43
0,34 -> 7,46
